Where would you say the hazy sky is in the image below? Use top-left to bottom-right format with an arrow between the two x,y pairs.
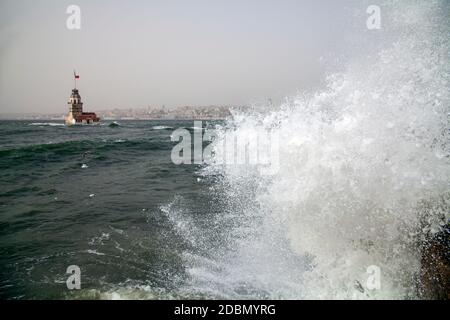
0,0 -> 363,114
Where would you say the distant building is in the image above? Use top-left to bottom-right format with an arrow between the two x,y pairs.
64,73 -> 100,125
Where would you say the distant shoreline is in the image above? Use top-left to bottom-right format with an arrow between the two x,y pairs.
0,117 -> 228,121
0,105 -> 237,121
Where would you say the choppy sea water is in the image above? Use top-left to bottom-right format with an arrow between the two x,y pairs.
0,120 -> 219,299
1,0 -> 450,300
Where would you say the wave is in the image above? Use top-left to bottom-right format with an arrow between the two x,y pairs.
0,138 -> 170,167
29,122 -> 65,127
108,121 -> 120,128
152,125 -> 173,130
0,140 -> 95,157
163,0 -> 450,299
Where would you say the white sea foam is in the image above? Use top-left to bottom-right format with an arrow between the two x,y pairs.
86,249 -> 106,256
152,125 -> 173,130
164,0 -> 450,299
29,122 -> 65,127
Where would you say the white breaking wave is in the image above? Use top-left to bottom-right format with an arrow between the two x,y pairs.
152,125 -> 173,130
161,0 -> 450,300
29,122 -> 65,127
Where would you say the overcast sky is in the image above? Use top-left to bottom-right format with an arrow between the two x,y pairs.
0,0 -> 365,114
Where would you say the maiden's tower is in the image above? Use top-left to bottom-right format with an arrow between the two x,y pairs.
64,71 -> 100,125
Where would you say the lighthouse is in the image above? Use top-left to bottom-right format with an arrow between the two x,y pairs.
64,71 -> 100,125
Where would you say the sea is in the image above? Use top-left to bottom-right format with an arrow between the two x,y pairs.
0,0 -> 449,300
0,120 -> 229,299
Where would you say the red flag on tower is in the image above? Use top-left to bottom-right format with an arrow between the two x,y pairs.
74,71 -> 80,79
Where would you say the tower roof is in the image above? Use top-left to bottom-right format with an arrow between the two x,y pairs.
70,89 -> 81,99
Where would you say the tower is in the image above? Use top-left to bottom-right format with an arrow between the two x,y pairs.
64,71 -> 100,125
65,88 -> 84,125
68,88 -> 83,115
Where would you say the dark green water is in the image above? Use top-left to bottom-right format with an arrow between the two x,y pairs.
0,120 -> 217,299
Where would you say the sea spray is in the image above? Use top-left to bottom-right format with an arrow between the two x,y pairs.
168,0 -> 450,299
